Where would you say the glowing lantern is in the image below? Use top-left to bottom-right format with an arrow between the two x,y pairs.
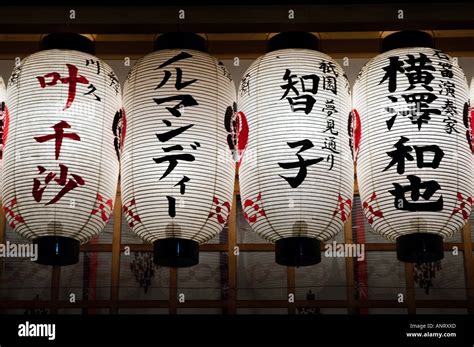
2,33 -> 122,265
353,31 -> 473,263
121,33 -> 236,267
238,32 -> 354,266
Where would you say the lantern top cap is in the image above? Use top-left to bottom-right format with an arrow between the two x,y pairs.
154,32 -> 208,53
267,32 -> 320,52
381,30 -> 434,53
40,33 -> 95,55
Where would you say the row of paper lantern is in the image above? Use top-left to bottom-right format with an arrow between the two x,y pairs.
0,31 -> 472,267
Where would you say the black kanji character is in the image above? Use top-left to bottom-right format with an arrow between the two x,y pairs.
278,139 -> 323,188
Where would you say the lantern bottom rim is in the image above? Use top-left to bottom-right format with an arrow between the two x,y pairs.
153,238 -> 199,268
396,233 -> 444,263
33,236 -> 80,266
275,237 -> 321,267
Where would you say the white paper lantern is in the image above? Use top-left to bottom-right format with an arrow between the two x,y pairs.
0,76 -> 6,203
469,77 -> 474,153
121,33 -> 236,267
2,34 -> 122,265
238,32 -> 354,266
353,31 -> 474,262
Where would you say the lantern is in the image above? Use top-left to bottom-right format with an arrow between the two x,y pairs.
2,33 -> 122,265
0,76 -> 6,202
121,33 -> 236,267
353,31 -> 474,263
238,32 -> 354,266
469,77 -> 474,153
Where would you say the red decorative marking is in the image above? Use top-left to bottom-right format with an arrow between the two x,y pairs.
3,197 -> 24,229
2,105 -> 9,149
91,193 -> 113,223
236,111 -> 249,165
208,196 -> 231,225
333,194 -> 352,222
350,109 -> 361,161
243,192 -> 266,224
362,192 -> 384,225
123,198 -> 141,228
470,108 -> 474,153
451,192 -> 473,220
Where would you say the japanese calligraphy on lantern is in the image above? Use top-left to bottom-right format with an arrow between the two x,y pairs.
353,47 -> 474,241
2,50 -> 122,243
121,49 -> 235,245
238,49 -> 353,243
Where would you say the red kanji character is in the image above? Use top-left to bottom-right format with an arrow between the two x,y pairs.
32,164 -> 85,205
36,64 -> 89,110
34,121 -> 80,160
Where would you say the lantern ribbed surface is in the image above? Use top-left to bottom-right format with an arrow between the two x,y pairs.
238,49 -> 354,243
0,76 -> 6,202
121,49 -> 236,244
353,47 -> 473,241
469,77 -> 474,153
2,50 -> 122,243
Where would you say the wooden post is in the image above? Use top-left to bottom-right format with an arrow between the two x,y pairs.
461,222 -> 474,313
110,186 -> 122,314
50,266 -> 60,314
227,176 -> 238,314
404,263 -> 416,314
0,204 -> 5,276
344,217 -> 356,314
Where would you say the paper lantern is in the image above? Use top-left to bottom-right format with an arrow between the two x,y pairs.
353,31 -> 474,263
121,33 -> 236,267
469,77 -> 474,153
2,33 -> 122,265
0,76 -> 6,203
238,32 -> 354,266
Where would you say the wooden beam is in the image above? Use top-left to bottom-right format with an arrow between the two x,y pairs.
1,36 -> 474,60
81,243 -> 228,252
238,244 -> 274,252
404,263 -> 416,314
109,187 -> 122,314
0,3 -> 473,34
0,298 -> 469,310
79,242 -> 464,253
461,221 -> 474,313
